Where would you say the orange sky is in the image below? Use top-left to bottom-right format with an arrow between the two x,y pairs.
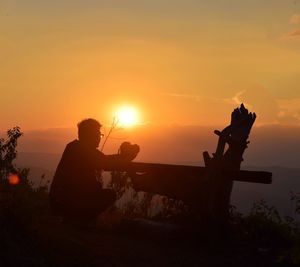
1,1 -> 300,130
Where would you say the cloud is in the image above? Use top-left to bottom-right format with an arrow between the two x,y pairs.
231,87 -> 279,123
279,14 -> 300,42
279,29 -> 300,41
290,14 -> 300,25
162,92 -> 242,125
164,92 -> 244,109
165,92 -> 238,106
163,90 -> 300,126
230,87 -> 300,125
286,29 -> 300,37
276,98 -> 300,124
230,90 -> 253,109
163,93 -> 201,102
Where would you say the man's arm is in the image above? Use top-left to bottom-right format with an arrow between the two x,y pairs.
98,142 -> 140,170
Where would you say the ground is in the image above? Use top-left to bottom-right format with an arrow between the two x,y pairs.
3,215 -> 281,267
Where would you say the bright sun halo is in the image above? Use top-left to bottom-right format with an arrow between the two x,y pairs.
115,106 -> 139,127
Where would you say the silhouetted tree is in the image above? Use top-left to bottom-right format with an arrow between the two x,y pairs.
0,126 -> 23,180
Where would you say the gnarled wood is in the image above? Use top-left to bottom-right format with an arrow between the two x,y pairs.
110,104 -> 272,227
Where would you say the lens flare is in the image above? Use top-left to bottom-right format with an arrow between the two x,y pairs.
8,174 -> 20,185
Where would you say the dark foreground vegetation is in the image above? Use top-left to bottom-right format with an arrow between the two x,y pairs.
1,128 -> 299,267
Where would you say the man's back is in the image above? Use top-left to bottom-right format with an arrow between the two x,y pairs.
49,140 -> 104,214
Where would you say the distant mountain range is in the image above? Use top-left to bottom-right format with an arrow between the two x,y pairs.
16,152 -> 59,187
232,165 -> 300,218
17,152 -> 60,170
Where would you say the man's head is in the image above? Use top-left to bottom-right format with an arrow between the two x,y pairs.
77,118 -> 103,148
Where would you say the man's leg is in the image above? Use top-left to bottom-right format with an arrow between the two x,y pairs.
85,189 -> 117,222
95,189 -> 117,212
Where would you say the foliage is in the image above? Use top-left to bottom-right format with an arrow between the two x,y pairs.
241,200 -> 292,245
0,126 -> 22,179
110,171 -> 153,218
0,127 -> 49,226
110,170 -> 190,221
290,191 -> 300,216
230,198 -> 300,266
0,127 -> 50,266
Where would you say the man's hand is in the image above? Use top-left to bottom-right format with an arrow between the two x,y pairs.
119,142 -> 140,161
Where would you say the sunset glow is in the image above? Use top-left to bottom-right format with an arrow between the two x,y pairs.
1,2 -> 300,265
1,1 -> 300,130
115,106 -> 139,127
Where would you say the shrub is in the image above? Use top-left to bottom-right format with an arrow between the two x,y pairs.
0,127 -> 49,228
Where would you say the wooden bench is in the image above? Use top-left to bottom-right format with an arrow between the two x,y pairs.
105,104 -> 272,226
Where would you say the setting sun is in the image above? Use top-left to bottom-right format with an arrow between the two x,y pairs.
115,106 -> 139,127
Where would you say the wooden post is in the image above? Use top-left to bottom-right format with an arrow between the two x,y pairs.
200,104 -> 257,229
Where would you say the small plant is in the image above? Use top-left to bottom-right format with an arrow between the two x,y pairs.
250,199 -> 282,223
0,127 -> 49,226
100,116 -> 119,152
290,191 -> 300,217
0,127 -> 50,265
0,126 -> 22,180
110,171 -> 192,221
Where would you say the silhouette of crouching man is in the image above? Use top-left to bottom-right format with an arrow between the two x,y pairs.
49,118 -> 139,225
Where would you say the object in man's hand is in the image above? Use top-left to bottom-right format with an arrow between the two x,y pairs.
119,142 -> 140,161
